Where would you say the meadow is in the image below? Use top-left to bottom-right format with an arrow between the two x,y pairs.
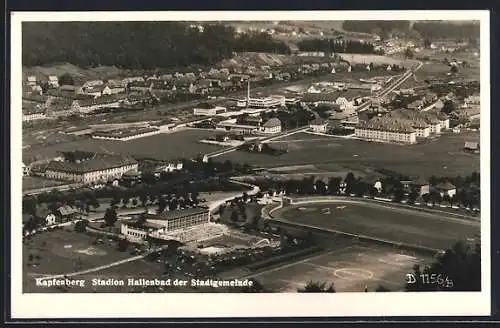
218,131 -> 480,178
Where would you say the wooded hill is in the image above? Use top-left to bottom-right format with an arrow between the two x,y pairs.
22,22 -> 290,69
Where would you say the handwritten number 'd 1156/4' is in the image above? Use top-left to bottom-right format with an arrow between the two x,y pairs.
405,273 -> 454,288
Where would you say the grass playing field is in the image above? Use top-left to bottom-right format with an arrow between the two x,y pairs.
23,228 -> 134,292
249,241 -> 436,292
218,131 -> 480,178
272,200 -> 480,250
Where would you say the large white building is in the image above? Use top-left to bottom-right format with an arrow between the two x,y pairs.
22,109 -> 47,122
193,106 -> 227,116
120,207 -> 211,242
355,117 -> 417,144
238,96 -> 285,109
44,152 -> 138,184
92,127 -> 160,141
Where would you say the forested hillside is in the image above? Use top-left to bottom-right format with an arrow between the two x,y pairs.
342,21 -> 411,37
412,21 -> 480,40
22,22 -> 290,69
297,38 -> 378,54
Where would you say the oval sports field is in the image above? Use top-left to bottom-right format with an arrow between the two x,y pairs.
270,199 -> 480,251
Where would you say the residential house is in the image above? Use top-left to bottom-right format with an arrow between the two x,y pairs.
362,176 -> 383,193
102,84 -> 126,95
122,76 -> 145,84
26,75 -> 37,86
72,97 -> 121,114
22,162 -> 30,176
55,205 -> 79,223
83,80 -> 104,88
128,81 -> 152,92
31,84 -> 43,95
401,179 -> 430,196
48,75 -> 59,88
191,80 -> 211,94
81,85 -> 106,97
434,182 -> 457,198
261,118 -> 282,134
310,118 -> 329,133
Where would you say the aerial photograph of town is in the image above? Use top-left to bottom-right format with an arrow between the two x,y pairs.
20,18 -> 482,294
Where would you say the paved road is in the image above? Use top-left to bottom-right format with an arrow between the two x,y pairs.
205,126 -> 309,159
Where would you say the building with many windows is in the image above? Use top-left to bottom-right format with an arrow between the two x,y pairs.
355,117 -> 417,144
44,151 -> 138,184
120,207 -> 211,242
261,118 -> 282,134
92,127 -> 160,141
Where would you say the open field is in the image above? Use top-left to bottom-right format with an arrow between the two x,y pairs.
22,176 -> 67,190
23,129 -> 223,163
23,228 -> 133,292
272,201 -> 480,250
219,131 -> 480,178
251,242 -> 436,292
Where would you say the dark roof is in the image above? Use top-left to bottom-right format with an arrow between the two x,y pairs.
435,182 -> 456,190
142,207 -> 209,221
57,205 -> 78,216
46,154 -> 138,174
263,118 -> 281,128
302,93 -> 338,103
310,118 -> 327,126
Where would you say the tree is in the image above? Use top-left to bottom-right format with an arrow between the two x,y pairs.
441,100 -> 457,115
139,194 -> 148,208
230,210 -> 239,223
103,207 -> 118,227
117,238 -> 130,252
344,172 -> 356,194
132,198 -> 138,207
406,241 -> 481,291
375,285 -> 390,292
404,47 -> 414,59
58,73 -> 74,85
22,196 -> 37,215
393,187 -> 405,203
450,65 -> 459,74
327,177 -> 341,195
158,197 -> 167,213
408,189 -> 419,204
314,179 -> 327,195
298,281 -> 336,293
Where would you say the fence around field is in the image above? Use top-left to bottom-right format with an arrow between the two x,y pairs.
262,196 -> 445,255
